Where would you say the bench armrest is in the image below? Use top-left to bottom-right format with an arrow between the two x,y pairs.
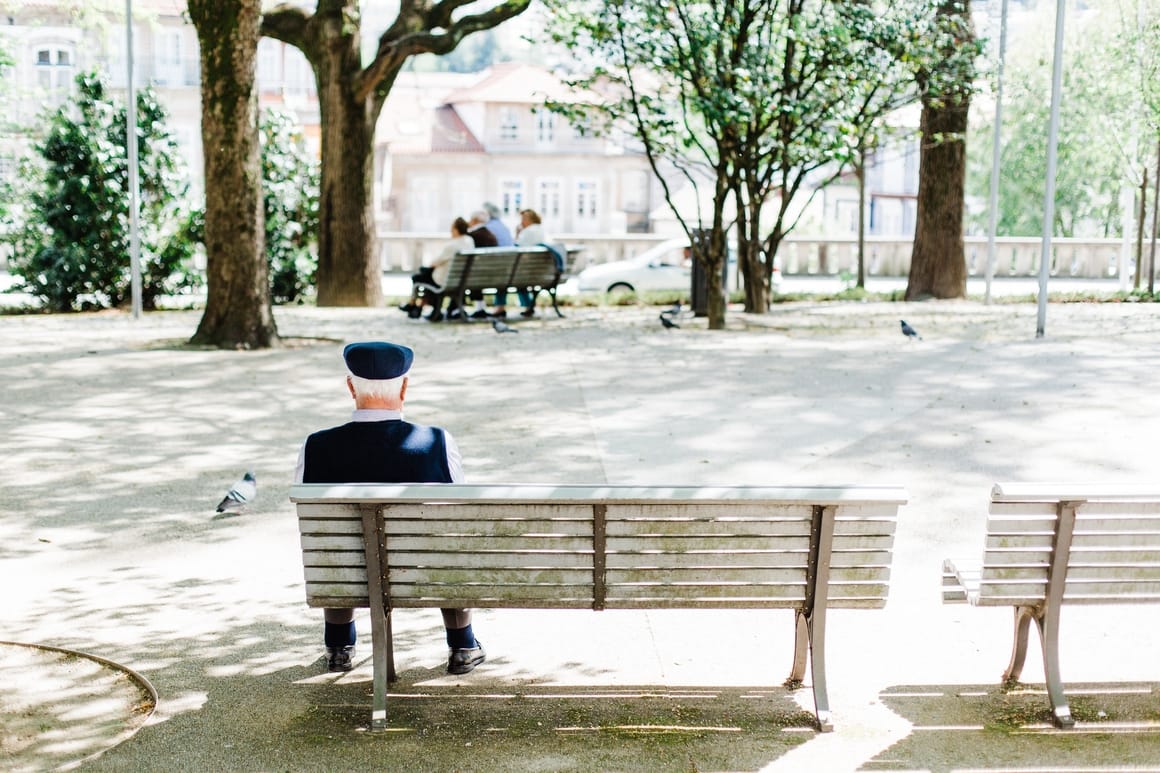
942,558 -> 980,604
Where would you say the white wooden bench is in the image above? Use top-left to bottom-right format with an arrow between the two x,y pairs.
289,483 -> 908,732
423,245 -> 582,318
942,483 -> 1160,728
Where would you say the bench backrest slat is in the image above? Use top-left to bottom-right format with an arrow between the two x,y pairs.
972,492 -> 1160,606
292,484 -> 907,612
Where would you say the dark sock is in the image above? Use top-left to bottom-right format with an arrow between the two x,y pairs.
446,624 -> 476,650
325,621 -> 356,648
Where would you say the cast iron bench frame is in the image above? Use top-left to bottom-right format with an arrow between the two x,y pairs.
290,483 -> 908,732
942,483 -> 1160,728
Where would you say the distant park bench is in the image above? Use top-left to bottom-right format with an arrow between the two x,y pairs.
420,245 -> 582,319
942,483 -> 1160,728
290,482 -> 907,732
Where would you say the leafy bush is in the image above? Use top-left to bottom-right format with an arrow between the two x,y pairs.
8,71 -> 199,311
260,109 -> 319,303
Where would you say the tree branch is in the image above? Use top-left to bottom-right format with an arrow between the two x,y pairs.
260,3 -> 311,50
355,0 -> 531,103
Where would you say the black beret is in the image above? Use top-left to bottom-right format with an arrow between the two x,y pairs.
343,341 -> 413,380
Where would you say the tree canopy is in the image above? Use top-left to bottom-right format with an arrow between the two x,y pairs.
543,0 -> 947,323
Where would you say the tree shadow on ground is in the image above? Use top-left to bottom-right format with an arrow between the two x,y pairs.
864,682 -> 1160,772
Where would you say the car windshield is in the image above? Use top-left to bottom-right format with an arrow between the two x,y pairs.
647,245 -> 690,267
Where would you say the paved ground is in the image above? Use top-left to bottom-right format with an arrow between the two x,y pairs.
2,298 -> 1160,772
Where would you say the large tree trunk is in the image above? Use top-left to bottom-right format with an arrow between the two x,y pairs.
312,20 -> 380,307
257,1 -> 530,308
907,98 -> 969,299
906,0 -> 974,301
189,1 -> 278,348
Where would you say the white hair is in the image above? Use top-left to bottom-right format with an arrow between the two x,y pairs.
348,372 -> 405,401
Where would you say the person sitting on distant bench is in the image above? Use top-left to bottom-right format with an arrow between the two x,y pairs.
488,208 -> 549,319
398,217 -> 472,322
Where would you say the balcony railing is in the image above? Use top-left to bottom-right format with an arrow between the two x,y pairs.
374,229 -> 1130,280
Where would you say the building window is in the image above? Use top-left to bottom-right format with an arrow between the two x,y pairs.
499,178 -> 525,219
154,29 -> 184,86
572,116 -> 592,140
535,108 -> 555,144
35,45 -> 75,95
536,178 -> 561,220
498,107 -> 519,141
575,179 -> 598,220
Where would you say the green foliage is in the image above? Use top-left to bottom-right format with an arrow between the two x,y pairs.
967,3 -> 1146,238
410,31 -> 499,73
8,71 -> 199,311
259,109 -> 319,303
541,0 -> 951,310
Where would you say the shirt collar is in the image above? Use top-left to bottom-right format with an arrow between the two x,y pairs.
352,408 -> 403,422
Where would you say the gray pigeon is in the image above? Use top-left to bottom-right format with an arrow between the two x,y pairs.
492,318 -> 518,334
900,320 -> 922,340
216,471 -> 257,513
659,313 -> 679,329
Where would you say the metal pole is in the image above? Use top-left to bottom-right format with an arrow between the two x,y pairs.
1149,138 -> 1158,295
984,0 -> 1009,305
126,0 -> 142,319
1036,0 -> 1066,338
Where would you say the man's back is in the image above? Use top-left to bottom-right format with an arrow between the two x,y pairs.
470,226 -> 498,248
303,420 -> 451,484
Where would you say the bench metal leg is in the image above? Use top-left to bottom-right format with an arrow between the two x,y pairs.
1037,607 -> 1074,728
785,608 -> 833,732
807,610 -> 832,733
361,504 -> 391,731
787,609 -> 808,687
1002,605 -> 1036,684
1001,605 -> 1074,729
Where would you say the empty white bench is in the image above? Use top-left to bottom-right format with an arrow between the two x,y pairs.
290,483 -> 907,732
942,483 -> 1160,728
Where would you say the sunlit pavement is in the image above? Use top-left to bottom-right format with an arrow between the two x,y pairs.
2,301 -> 1159,772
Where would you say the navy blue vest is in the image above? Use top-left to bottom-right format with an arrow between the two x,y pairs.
302,420 -> 452,484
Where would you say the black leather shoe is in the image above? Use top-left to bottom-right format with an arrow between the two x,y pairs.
470,309 -> 490,320
327,645 -> 355,672
447,643 -> 485,675
487,309 -> 507,319
408,305 -> 423,319
519,308 -> 535,318
425,311 -> 444,322
398,303 -> 415,313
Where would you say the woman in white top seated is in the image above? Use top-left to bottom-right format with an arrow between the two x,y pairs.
399,216 -> 473,322
491,209 -> 549,319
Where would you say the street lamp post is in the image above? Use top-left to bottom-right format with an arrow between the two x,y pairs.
1036,0 -> 1067,338
126,0 -> 142,319
984,0 -> 1009,306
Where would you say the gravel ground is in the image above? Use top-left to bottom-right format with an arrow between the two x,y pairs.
2,299 -> 1159,772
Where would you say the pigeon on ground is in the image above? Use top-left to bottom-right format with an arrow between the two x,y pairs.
659,313 -> 680,329
900,320 -> 922,340
216,471 -> 257,513
492,318 -> 518,334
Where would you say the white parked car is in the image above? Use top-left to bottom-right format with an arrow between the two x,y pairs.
576,238 -> 693,295
576,238 -> 780,295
